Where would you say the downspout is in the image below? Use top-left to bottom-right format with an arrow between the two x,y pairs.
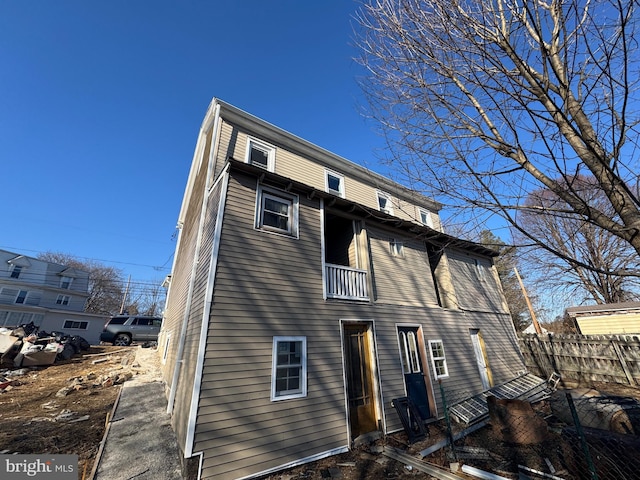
167,102 -> 221,414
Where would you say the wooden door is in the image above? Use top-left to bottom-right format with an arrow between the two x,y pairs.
343,323 -> 378,437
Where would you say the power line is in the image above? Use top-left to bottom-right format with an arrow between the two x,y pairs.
0,245 -> 174,272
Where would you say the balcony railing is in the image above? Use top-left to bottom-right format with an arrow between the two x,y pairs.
325,263 -> 369,301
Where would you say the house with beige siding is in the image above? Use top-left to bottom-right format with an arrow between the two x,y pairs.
160,98 -> 525,480
566,301 -> 640,335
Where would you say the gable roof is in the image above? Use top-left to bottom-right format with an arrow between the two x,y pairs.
7,255 -> 32,268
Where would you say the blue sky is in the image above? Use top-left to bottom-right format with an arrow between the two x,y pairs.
0,1 -> 390,288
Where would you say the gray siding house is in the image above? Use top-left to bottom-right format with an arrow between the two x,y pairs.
0,249 -> 106,344
160,99 -> 525,480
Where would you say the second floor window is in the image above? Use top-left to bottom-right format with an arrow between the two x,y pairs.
420,209 -> 434,228
256,186 -> 299,237
474,259 -> 487,281
15,290 -> 28,304
56,295 -> 71,306
390,239 -> 404,257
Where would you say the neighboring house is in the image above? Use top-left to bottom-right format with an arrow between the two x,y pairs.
566,301 -> 640,335
522,323 -> 549,334
0,249 -> 106,344
159,99 -> 525,480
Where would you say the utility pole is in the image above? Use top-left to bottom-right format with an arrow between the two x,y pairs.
120,275 -> 131,315
513,267 -> 542,334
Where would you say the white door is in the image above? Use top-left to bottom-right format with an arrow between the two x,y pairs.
470,329 -> 491,390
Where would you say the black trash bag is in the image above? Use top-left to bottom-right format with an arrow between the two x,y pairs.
56,343 -> 75,361
37,330 -> 52,338
71,335 -> 90,351
19,322 -> 38,336
66,336 -> 82,354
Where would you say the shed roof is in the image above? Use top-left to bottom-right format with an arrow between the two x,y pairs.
566,301 -> 640,317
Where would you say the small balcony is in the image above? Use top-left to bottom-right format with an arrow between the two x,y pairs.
325,263 -> 369,301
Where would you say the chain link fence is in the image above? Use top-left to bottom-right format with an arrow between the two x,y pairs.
423,382 -> 640,479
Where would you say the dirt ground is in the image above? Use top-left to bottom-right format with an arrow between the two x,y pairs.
0,345 -> 137,479
260,381 -> 640,480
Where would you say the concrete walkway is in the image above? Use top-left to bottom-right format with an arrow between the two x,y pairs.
93,346 -> 183,480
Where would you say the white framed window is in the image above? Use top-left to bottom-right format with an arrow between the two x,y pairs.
474,259 -> 487,281
389,239 -> 404,257
271,336 -> 307,401
63,320 -> 88,330
429,339 -> 449,379
56,294 -> 71,306
256,186 -> 299,237
0,311 -> 43,327
377,192 -> 393,215
398,330 -> 422,374
60,276 -> 73,289
419,209 -> 434,228
245,137 -> 275,172
9,265 -> 22,279
15,290 -> 28,304
325,170 -> 345,198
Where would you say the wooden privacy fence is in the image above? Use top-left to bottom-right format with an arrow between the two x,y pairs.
518,333 -> 640,386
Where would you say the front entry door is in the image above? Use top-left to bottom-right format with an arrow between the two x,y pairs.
470,329 -> 492,390
343,323 -> 378,437
397,327 -> 431,420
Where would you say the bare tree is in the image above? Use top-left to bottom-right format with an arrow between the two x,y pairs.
355,0 -> 640,276
37,252 -> 125,315
126,279 -> 166,317
517,176 -> 640,304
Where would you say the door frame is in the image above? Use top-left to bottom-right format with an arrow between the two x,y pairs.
469,328 -> 493,390
395,323 -> 438,418
339,319 -> 384,441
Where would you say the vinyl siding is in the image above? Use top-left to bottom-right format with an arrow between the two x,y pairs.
194,172 -> 349,480
161,154 -> 222,450
161,124 -> 213,382
367,226 -> 439,307
446,249 -> 508,314
186,171 -> 524,480
214,120 -> 235,179
577,314 -> 640,335
216,120 -> 441,227
363,305 -> 522,432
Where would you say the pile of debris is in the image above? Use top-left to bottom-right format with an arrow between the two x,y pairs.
0,322 -> 91,371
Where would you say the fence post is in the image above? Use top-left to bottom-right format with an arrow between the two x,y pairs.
611,339 -> 636,386
565,392 -> 599,480
438,380 -> 457,461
